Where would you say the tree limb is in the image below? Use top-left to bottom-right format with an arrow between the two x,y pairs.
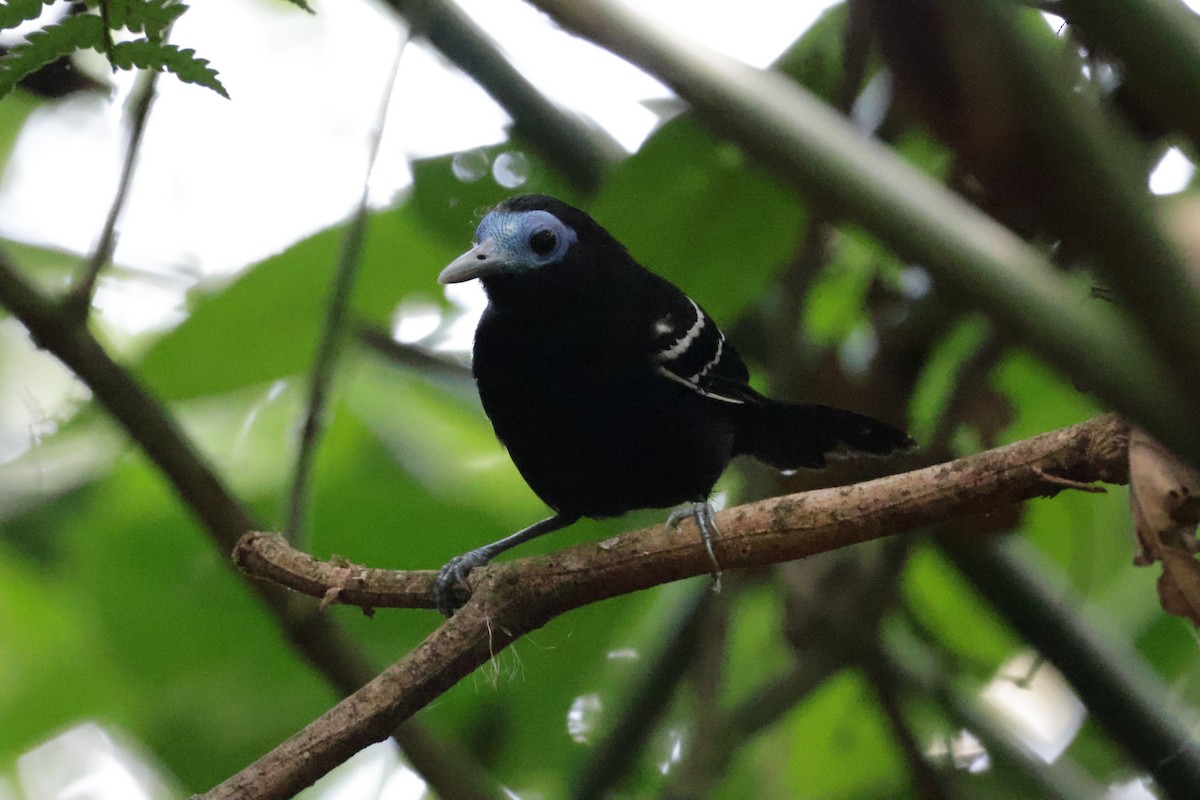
0,250 -> 496,800
381,0 -> 617,192
521,0 -> 1200,468
206,413 -> 1129,800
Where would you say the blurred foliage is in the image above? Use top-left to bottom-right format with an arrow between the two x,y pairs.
0,2 -> 1198,799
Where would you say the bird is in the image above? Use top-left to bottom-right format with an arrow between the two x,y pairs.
434,193 -> 913,616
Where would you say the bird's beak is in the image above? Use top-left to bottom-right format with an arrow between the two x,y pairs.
438,238 -> 503,284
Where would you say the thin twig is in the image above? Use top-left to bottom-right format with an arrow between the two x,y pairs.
284,41 -> 407,545
64,67 -> 159,319
356,324 -> 473,383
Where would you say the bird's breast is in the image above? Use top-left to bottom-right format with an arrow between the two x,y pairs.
470,304 -> 738,518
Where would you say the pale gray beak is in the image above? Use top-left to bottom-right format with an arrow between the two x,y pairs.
438,238 -> 503,284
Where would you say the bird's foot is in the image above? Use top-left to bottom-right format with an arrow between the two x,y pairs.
434,551 -> 490,617
667,501 -> 723,593
433,514 -> 579,617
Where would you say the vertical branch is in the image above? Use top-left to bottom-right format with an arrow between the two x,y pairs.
64,67 -> 159,319
861,650 -> 955,800
283,38 -> 407,544
569,586 -> 714,800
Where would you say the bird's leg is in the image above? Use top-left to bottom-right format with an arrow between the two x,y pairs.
435,512 -> 579,617
666,501 -> 723,593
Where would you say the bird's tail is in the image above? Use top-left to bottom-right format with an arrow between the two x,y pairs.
736,400 -> 914,471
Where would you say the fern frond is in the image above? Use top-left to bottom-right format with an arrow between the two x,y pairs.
0,10 -> 228,100
0,0 -> 57,29
0,13 -> 106,100
109,39 -> 228,98
102,0 -> 187,39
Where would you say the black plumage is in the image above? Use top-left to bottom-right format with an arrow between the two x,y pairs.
434,194 -> 912,615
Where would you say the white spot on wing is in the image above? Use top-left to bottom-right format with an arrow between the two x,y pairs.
654,318 -> 673,335
658,298 -> 705,362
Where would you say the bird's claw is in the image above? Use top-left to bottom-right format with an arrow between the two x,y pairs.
667,501 -> 723,592
434,556 -> 476,617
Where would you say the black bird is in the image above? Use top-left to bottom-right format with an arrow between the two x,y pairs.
434,194 -> 913,615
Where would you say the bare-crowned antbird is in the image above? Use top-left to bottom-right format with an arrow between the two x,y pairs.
434,194 -> 912,615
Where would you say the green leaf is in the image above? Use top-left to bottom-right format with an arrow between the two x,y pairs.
0,13 -> 106,101
774,2 -> 849,103
0,4 -> 224,100
109,39 -> 228,98
410,143 -> 576,249
345,355 -> 535,525
0,89 -> 40,172
904,544 -> 1021,670
61,459 -> 336,791
137,205 -> 457,400
0,545 -> 127,762
103,0 -> 188,38
590,116 -> 805,323
804,227 -> 894,347
773,670 -> 905,798
907,316 -> 991,444
278,0 -> 314,13
0,0 -> 55,29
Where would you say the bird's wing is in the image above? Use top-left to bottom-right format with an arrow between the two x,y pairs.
648,294 -> 754,406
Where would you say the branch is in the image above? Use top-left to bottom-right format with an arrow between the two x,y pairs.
284,42 -> 405,545
381,0 -> 616,192
861,649 -> 955,800
355,324 -> 473,384
570,585 -> 714,800
206,413 -> 1129,800
521,0 -> 1200,468
0,245 -> 376,682
953,0 -> 1200,437
64,64 -> 159,318
883,627 -> 1109,800
0,250 -> 497,800
1060,0 -> 1200,151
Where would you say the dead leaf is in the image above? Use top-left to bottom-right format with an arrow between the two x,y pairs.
1128,427 -> 1200,624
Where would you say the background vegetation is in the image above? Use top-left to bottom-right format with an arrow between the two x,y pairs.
1,0 -> 1198,798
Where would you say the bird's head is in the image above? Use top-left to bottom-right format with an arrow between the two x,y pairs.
438,194 -> 617,288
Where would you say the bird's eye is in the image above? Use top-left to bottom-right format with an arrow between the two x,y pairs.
529,229 -> 558,257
